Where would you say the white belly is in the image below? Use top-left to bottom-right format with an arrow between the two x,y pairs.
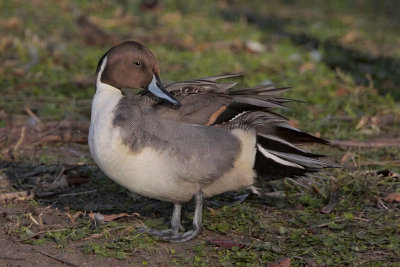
89,85 -> 198,203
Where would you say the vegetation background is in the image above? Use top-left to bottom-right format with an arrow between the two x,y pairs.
0,0 -> 399,265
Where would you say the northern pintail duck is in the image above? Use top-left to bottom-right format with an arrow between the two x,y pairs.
89,41 -> 337,242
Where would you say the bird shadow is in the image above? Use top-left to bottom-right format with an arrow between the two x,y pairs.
0,161 -> 260,227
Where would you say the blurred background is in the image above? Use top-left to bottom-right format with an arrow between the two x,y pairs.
1,0 -> 399,128
0,1 -> 399,265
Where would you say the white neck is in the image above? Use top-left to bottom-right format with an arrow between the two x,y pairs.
95,55 -> 122,95
92,56 -> 123,119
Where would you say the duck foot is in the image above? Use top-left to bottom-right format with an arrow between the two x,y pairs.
138,225 -> 202,243
138,191 -> 204,242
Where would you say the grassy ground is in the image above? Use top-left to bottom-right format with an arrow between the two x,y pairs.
1,0 -> 400,266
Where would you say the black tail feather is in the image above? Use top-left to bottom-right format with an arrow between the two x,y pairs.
274,126 -> 330,145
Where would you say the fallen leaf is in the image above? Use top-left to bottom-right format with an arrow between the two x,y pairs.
0,190 -> 34,202
334,88 -> 350,97
356,113 -> 400,130
207,238 -> 246,249
384,193 -> 400,203
66,211 -> 85,223
267,257 -> 291,267
340,30 -> 359,44
299,62 -> 315,73
340,151 -> 353,166
356,116 -> 370,130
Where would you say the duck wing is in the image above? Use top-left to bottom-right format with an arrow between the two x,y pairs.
147,74 -> 292,125
139,74 -> 339,179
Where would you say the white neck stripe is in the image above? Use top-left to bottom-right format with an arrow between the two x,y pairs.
97,56 -> 108,86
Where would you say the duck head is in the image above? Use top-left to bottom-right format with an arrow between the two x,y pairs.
96,41 -> 181,106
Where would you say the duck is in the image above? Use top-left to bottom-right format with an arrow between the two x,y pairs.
88,41 -> 337,242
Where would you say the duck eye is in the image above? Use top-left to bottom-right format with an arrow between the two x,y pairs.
134,61 -> 141,66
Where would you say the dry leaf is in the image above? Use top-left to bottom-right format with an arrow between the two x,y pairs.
334,88 -> 350,97
340,30 -> 359,44
340,151 -> 353,166
384,193 -> 400,203
66,211 -> 85,223
206,207 -> 217,216
355,113 -> 399,130
267,257 -> 291,267
356,116 -> 369,130
0,191 -> 34,202
299,62 -> 315,73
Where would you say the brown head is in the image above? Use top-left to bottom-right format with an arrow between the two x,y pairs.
96,41 -> 180,106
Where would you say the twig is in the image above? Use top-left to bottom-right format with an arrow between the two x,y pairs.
34,250 -> 78,267
12,126 -> 25,156
376,197 -> 389,210
57,189 -> 97,198
24,106 -> 41,124
353,216 -> 372,223
286,178 -> 312,191
27,213 -> 39,225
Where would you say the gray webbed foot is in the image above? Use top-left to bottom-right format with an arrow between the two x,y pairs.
138,191 -> 204,242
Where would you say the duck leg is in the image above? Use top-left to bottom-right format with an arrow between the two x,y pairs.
138,204 -> 185,236
170,204 -> 185,234
139,191 -> 204,242
163,190 -> 203,242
